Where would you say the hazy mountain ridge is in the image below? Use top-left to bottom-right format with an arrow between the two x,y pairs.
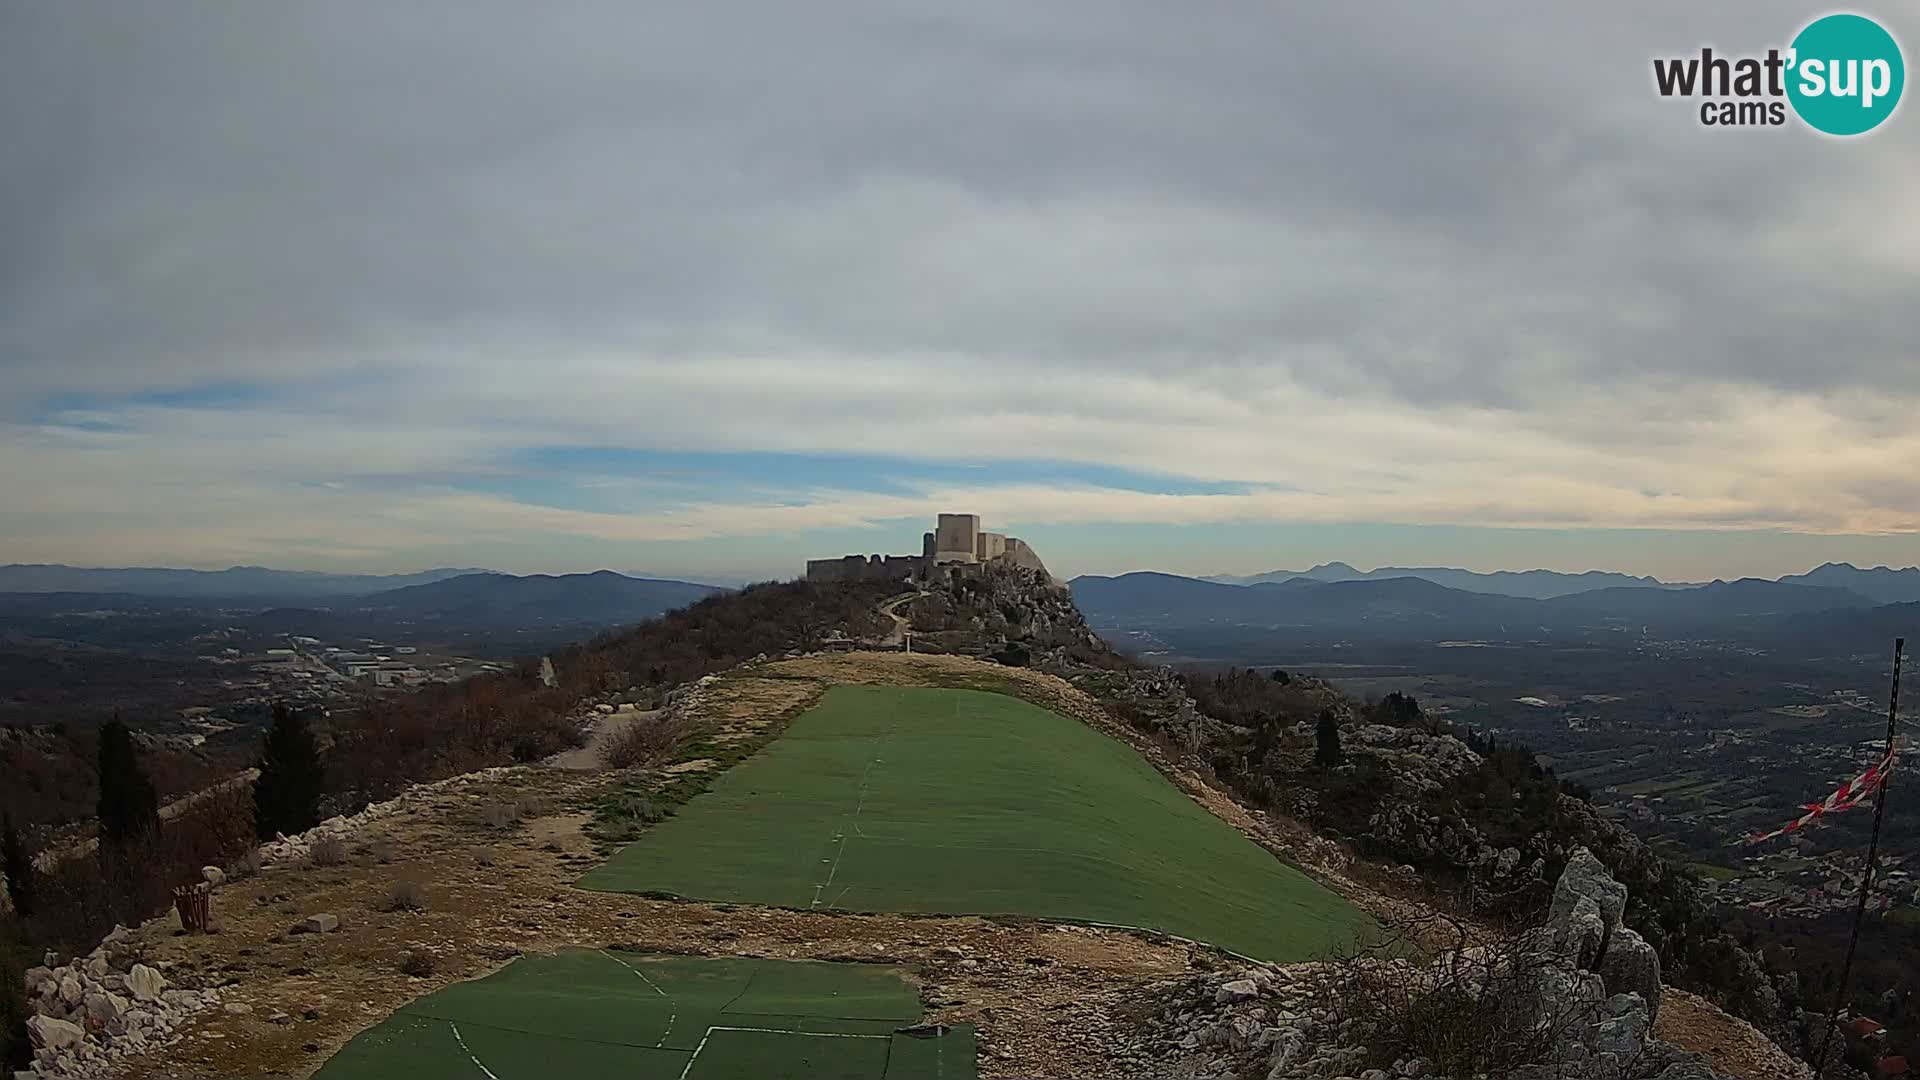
354,570 -> 723,625
1072,569 -> 1882,634
0,564 -> 491,598
1202,559 -> 1919,603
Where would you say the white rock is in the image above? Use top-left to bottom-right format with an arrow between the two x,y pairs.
25,1016 -> 84,1051
57,976 -> 83,1007
1214,978 -> 1259,1004
302,913 -> 340,934
126,964 -> 166,1002
202,865 -> 226,887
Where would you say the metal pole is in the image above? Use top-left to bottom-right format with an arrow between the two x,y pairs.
1816,637 -> 1904,1076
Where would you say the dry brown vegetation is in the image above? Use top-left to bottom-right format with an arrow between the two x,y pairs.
596,713 -> 684,770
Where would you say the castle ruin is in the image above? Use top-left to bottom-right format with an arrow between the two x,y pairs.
805,513 -> 1051,584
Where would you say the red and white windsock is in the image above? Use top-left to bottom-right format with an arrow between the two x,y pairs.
1746,748 -> 1897,844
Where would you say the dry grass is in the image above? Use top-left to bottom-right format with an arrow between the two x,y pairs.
397,946 -> 436,977
385,880 -> 427,912
308,835 -> 348,868
598,714 -> 685,770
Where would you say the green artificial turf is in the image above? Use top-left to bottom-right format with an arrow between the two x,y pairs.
579,685 -> 1371,961
313,950 -> 972,1080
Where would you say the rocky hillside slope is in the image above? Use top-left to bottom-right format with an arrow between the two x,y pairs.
9,575 -> 1822,1079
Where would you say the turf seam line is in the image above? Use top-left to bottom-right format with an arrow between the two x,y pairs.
448,1022 -> 500,1080
811,707 -> 904,910
600,948 -> 678,1048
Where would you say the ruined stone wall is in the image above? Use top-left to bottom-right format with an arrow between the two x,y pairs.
805,554 -> 924,583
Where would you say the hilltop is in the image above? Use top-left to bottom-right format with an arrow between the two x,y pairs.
3,571 -> 1813,1079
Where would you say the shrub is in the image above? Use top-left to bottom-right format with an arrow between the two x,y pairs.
473,848 -> 496,868
398,947 -> 436,977
226,848 -> 263,881
253,704 -> 325,840
96,719 -> 159,845
2,813 -> 32,918
1321,916 -> 1578,1076
479,801 -> 519,829
598,716 -> 684,770
308,835 -> 348,867
386,880 -> 426,912
367,839 -> 394,865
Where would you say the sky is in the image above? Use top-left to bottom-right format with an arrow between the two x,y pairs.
3,2 -> 1918,585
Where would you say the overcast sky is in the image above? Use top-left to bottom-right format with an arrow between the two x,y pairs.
3,2 -> 1917,583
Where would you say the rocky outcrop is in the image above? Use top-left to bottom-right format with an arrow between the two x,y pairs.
19,924 -> 221,1080
1123,850 -> 1774,1080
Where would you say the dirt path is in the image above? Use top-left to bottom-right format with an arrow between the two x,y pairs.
875,590 -> 922,648
544,706 -> 662,770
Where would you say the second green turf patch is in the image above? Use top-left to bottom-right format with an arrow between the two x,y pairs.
580,685 -> 1370,960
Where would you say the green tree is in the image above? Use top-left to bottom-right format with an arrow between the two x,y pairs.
1314,709 -> 1344,768
0,812 -> 30,917
96,718 -> 159,844
253,704 -> 325,840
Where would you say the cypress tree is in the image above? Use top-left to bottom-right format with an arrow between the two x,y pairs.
253,703 -> 325,840
1314,708 -> 1344,768
96,718 -> 159,844
1,813 -> 31,917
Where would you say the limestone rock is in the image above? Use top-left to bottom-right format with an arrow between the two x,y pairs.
25,1016 -> 84,1051
1598,926 -> 1663,1021
1550,847 -> 1627,937
302,913 -> 340,934
126,964 -> 166,1002
202,865 -> 226,887
1554,894 -> 1606,969
56,976 -> 82,1008
1215,978 -> 1259,1004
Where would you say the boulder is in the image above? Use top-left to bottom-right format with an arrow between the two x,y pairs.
202,865 -> 226,887
126,964 -> 166,1002
25,1016 -> 84,1051
57,976 -> 83,1007
1214,978 -> 1260,1004
83,991 -> 126,1027
1553,894 -> 1606,969
302,913 -> 340,934
1598,926 -> 1663,1020
1550,847 -> 1627,940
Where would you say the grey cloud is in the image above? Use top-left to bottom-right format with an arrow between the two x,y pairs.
2,3 -> 1917,457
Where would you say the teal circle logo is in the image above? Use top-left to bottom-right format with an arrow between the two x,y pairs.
1787,13 -> 1905,135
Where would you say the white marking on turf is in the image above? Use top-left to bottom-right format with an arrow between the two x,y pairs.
600,949 -> 678,1048
449,1022 -> 499,1080
676,1026 -> 890,1080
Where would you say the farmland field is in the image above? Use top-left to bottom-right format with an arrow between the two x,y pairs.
580,685 -> 1370,960
313,950 -> 973,1080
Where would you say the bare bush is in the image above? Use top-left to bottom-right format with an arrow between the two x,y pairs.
479,801 -> 519,829
386,879 -> 426,912
308,834 -> 347,867
367,838 -> 394,864
1320,914 -> 1582,1077
226,848 -> 263,881
598,715 -> 685,770
473,848 -> 495,868
398,946 -> 436,977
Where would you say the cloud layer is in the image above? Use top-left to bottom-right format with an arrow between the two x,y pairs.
3,2 -> 1917,578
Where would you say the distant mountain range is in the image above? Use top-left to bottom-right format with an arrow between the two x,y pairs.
1071,570 -> 1891,638
1202,560 -> 1920,605
0,564 -> 491,598
354,571 -> 722,625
